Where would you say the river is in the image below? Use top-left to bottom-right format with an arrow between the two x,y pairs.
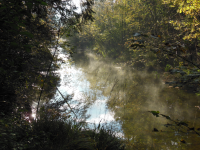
51,48 -> 200,149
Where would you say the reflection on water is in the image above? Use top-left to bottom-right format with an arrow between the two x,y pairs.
49,49 -> 116,125
69,50 -> 200,149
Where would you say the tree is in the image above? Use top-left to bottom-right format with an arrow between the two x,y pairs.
0,0 -> 94,117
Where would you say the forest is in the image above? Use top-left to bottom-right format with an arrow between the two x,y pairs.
71,0 -> 200,92
1,0 -> 200,149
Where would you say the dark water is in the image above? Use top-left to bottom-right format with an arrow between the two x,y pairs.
58,50 -> 200,149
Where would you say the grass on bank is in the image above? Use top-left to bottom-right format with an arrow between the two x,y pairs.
0,112 -> 125,150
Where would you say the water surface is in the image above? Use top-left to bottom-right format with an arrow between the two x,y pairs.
58,49 -> 200,149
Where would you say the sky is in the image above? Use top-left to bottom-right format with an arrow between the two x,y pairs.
72,0 -> 81,13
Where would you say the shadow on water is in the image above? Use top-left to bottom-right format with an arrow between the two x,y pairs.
71,49 -> 200,149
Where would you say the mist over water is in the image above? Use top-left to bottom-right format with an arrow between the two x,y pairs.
69,49 -> 200,149
34,46 -> 200,148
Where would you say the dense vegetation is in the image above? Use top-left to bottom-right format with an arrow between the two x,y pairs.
70,0 -> 200,94
0,0 -> 125,150
0,0 -> 94,116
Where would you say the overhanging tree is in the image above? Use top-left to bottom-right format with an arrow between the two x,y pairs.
0,0 -> 94,117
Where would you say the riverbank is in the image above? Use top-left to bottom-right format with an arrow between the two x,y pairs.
1,114 -> 125,150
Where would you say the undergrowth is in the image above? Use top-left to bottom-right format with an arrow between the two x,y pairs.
0,113 -> 125,150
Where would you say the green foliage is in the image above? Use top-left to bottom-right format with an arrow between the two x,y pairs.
0,0 -> 59,115
70,0 -> 200,89
165,64 -> 172,72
